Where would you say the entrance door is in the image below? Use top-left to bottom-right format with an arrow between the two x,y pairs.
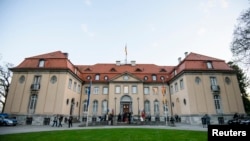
123,104 -> 129,113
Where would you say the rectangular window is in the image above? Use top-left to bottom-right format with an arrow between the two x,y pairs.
115,86 -> 121,94
170,85 -> 173,94
83,100 -> 87,112
152,87 -> 158,95
207,61 -> 213,69
85,86 -> 89,94
175,83 -> 178,92
210,77 -> 217,85
132,86 -> 137,94
77,84 -> 81,93
95,74 -> 100,80
180,79 -> 184,90
73,82 -> 77,92
103,87 -> 108,94
144,87 -> 149,95
38,60 -> 45,67
152,75 -> 157,81
94,87 -> 99,94
124,86 -> 129,94
68,79 -> 72,89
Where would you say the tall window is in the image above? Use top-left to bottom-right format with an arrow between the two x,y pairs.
115,86 -> 121,94
170,85 -> 173,94
68,79 -> 72,89
210,77 -> 217,85
73,82 -> 77,92
144,87 -> 149,95
93,100 -> 98,114
33,76 -> 41,84
28,94 -> 37,114
83,100 -> 87,112
103,87 -> 108,94
144,100 -> 150,115
180,79 -> 184,89
132,86 -> 137,94
77,84 -> 81,93
154,100 -> 159,115
174,83 -> 178,92
214,95 -> 222,114
38,59 -> 45,67
102,100 -> 108,114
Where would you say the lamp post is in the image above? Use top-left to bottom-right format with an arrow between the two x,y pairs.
137,97 -> 139,121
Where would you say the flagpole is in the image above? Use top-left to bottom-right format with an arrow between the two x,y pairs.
86,79 -> 92,127
125,44 -> 127,64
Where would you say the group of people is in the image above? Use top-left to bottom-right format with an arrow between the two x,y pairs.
52,115 -> 73,128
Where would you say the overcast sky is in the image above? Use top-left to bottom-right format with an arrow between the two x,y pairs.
0,0 -> 249,69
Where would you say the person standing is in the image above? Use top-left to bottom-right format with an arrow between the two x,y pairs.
52,115 -> 58,127
68,116 -> 73,128
58,115 -> 63,127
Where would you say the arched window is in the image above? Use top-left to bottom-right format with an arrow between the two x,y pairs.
93,100 -> 98,115
144,100 -> 150,115
154,100 -> 159,115
195,76 -> 201,84
102,100 -> 108,114
225,77 -> 231,85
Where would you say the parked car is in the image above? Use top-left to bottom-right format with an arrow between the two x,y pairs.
0,113 -> 18,126
239,116 -> 250,125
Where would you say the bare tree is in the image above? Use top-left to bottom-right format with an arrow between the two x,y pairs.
0,63 -> 13,113
231,8 -> 250,70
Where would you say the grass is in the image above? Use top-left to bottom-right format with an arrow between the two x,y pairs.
0,128 -> 207,141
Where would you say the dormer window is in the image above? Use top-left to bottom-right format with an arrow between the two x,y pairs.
144,76 -> 148,81
207,61 -> 213,69
110,68 -> 116,72
160,76 -> 165,81
104,76 -> 108,81
38,59 -> 45,67
152,74 -> 157,81
95,74 -> 100,80
87,76 -> 91,80
160,68 -> 166,72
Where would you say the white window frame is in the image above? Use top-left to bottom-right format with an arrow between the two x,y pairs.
115,86 -> 121,94
144,87 -> 149,95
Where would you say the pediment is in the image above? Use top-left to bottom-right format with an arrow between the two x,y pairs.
110,72 -> 142,82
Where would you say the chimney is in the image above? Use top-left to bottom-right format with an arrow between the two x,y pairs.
116,61 -> 121,66
131,60 -> 136,66
184,52 -> 188,57
63,53 -> 68,58
178,57 -> 181,63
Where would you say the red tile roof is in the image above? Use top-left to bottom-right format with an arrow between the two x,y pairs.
12,51 -> 234,83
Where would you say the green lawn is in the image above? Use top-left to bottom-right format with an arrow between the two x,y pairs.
0,128 -> 207,141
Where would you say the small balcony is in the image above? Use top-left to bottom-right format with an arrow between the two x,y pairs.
30,84 -> 40,91
211,85 -> 220,93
